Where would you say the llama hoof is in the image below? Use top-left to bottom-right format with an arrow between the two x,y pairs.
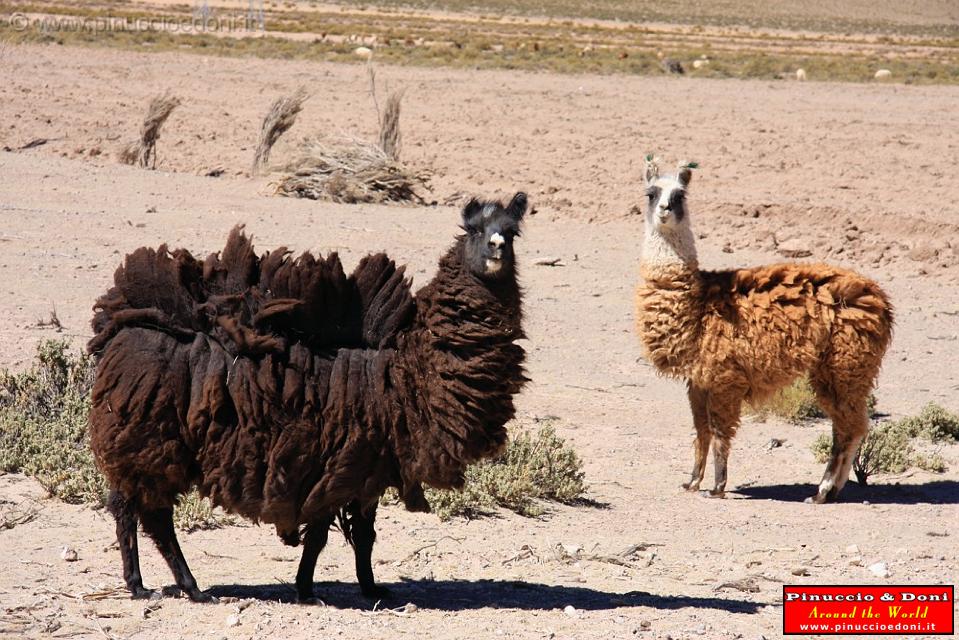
705,489 -> 726,499
681,481 -> 700,492
361,584 -> 392,600
806,492 -> 832,505
296,595 -> 326,606
186,589 -> 217,604
129,586 -> 157,600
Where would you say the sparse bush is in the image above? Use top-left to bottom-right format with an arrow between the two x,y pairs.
912,452 -> 947,473
811,403 -> 954,485
853,421 -> 913,485
174,489 -> 235,532
750,377 -> 877,424
896,403 -> 959,442
387,424 -> 587,520
750,378 -> 824,423
0,341 -> 231,530
0,340 -> 107,505
810,432 -> 832,463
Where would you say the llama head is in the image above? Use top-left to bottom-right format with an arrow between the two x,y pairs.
643,157 -> 693,233
461,192 -> 527,280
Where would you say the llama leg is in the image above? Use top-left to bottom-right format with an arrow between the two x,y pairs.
682,385 -> 711,492
139,506 -> 213,603
809,394 -> 869,504
346,501 -> 389,599
107,490 -> 154,599
295,517 -> 333,604
705,390 -> 744,498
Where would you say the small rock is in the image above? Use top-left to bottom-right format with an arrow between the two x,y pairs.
791,567 -> 810,576
868,562 -> 891,578
778,239 -> 812,258
561,543 -> 582,557
848,556 -> 863,567
353,46 -> 373,59
226,614 -> 240,627
563,605 -> 579,618
845,544 -> 860,555
908,242 -> 938,262
874,69 -> 892,80
402,603 -> 418,614
60,546 -> 79,562
765,438 -> 784,450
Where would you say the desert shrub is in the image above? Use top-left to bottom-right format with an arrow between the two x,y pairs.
912,452 -> 947,473
811,403 -> 954,484
749,378 -> 824,423
421,424 -> 587,520
853,421 -> 913,484
174,490 -> 235,532
0,341 -> 230,530
749,377 -> 877,424
0,340 -> 107,505
810,433 -> 832,464
895,403 -> 959,442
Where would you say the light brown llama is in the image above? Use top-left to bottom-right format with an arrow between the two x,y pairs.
635,159 -> 893,503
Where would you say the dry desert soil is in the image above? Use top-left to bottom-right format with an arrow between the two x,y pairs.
1,13 -> 958,640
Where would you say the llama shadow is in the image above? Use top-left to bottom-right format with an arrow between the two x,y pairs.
734,480 -> 959,505
207,579 -> 765,613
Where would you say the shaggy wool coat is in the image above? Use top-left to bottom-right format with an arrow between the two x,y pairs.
88,227 -> 526,542
637,261 -> 893,403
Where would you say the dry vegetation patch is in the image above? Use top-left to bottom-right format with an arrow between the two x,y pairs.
4,2 -> 957,84
117,92 -> 181,169
274,66 -> 430,204
811,402 -> 958,484
748,377 -> 877,424
415,422 -> 588,520
0,341 -> 229,531
252,87 -> 309,176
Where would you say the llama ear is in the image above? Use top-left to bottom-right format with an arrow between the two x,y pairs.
506,192 -> 528,221
644,154 -> 659,184
677,161 -> 697,188
461,198 -> 483,230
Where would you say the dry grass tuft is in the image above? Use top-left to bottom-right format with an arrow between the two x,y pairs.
252,87 -> 308,176
378,88 -> 405,161
275,66 -> 428,204
0,340 -> 232,531
274,135 -> 429,204
118,92 -> 181,169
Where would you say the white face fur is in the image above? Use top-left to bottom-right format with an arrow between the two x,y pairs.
645,175 -> 689,233
486,232 -> 506,274
640,163 -> 698,267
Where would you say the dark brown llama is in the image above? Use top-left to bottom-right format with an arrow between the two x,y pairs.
87,193 -> 529,603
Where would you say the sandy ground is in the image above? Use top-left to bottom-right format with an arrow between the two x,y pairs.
1,41 -> 958,640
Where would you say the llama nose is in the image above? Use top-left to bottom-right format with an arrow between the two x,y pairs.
489,233 -> 505,251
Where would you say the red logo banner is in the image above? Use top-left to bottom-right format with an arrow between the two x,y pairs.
783,585 -> 954,635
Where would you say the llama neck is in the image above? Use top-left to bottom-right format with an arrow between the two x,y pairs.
393,238 -> 526,490
642,222 -> 698,271
636,224 -> 704,378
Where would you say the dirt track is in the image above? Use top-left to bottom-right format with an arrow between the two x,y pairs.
1,40 -> 958,640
